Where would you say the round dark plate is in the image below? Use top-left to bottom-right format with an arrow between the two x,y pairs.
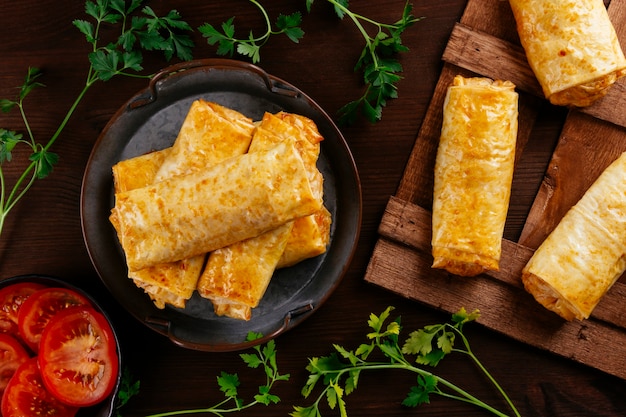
0,275 -> 122,417
80,59 -> 361,351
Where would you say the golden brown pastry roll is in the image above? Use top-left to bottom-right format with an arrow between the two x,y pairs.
522,151 -> 626,321
114,140 -> 323,272
431,75 -> 518,277
257,112 -> 331,267
277,206 -> 332,269
155,100 -> 255,180
197,112 -> 328,320
509,0 -> 626,107
112,148 -> 170,193
198,222 -> 294,320
111,148 -> 203,309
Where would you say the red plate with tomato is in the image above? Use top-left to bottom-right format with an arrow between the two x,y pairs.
0,275 -> 122,417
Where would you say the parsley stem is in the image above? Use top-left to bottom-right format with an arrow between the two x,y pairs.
250,0 -> 272,42
44,82 -> 93,154
144,394 -> 269,417
327,0 -> 379,68
247,0 -> 274,43
0,78 -> 93,238
453,330 -> 522,417
314,361 -> 513,417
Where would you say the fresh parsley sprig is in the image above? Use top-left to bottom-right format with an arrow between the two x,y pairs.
315,0 -> 422,125
118,332 -> 290,417
115,368 -> 141,417
291,307 -> 521,417
198,0 -> 304,64
0,0 -> 193,238
199,0 -> 421,125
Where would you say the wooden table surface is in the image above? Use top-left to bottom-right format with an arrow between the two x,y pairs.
1,1 -> 625,416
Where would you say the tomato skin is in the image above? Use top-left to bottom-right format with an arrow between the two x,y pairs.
1,357 -> 78,417
0,282 -> 47,336
0,333 -> 30,397
38,306 -> 119,408
18,287 -> 91,352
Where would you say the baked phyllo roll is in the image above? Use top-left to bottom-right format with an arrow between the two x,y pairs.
509,0 -> 626,107
431,75 -> 518,277
111,148 -> 204,309
258,112 -> 332,267
277,206 -> 332,269
198,222 -> 294,320
154,99 -> 255,181
112,148 -> 170,193
522,152 -> 626,321
114,140 -> 323,272
197,112 -> 328,320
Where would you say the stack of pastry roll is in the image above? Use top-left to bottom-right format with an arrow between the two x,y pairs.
110,100 -> 255,308
110,100 -> 331,319
431,75 -> 518,276
522,151 -> 626,321
509,0 -> 626,107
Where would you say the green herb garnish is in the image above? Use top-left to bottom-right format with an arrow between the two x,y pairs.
123,332 -> 289,417
0,0 -> 193,237
313,0 -> 421,125
199,0 -> 422,125
115,368 -> 141,417
291,307 -> 521,417
198,0 -> 304,64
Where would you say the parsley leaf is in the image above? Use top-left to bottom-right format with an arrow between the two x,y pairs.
402,374 -> 437,407
0,129 -> 23,163
218,372 -> 241,398
199,3 -> 304,64
29,147 -> 59,179
292,307 -> 521,417
115,368 -> 140,417
331,0 -> 421,125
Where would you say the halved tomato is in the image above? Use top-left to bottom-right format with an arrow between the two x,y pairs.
0,333 -> 30,397
0,282 -> 47,336
38,306 -> 119,407
18,287 -> 91,352
1,357 -> 78,417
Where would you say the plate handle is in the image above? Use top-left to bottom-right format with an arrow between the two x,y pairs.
264,302 -> 315,338
144,303 -> 315,352
129,58 -> 298,109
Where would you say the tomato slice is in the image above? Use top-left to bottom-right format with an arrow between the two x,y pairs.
1,357 -> 78,417
0,333 -> 30,397
38,306 -> 119,407
18,287 -> 91,352
0,282 -> 47,337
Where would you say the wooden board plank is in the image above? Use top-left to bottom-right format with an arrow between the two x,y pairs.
364,0 -> 626,379
519,111 -> 626,248
442,23 -> 541,97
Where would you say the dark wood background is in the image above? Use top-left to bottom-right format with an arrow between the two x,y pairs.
1,1 -> 625,416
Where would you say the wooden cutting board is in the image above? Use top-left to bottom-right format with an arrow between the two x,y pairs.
364,0 -> 626,379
